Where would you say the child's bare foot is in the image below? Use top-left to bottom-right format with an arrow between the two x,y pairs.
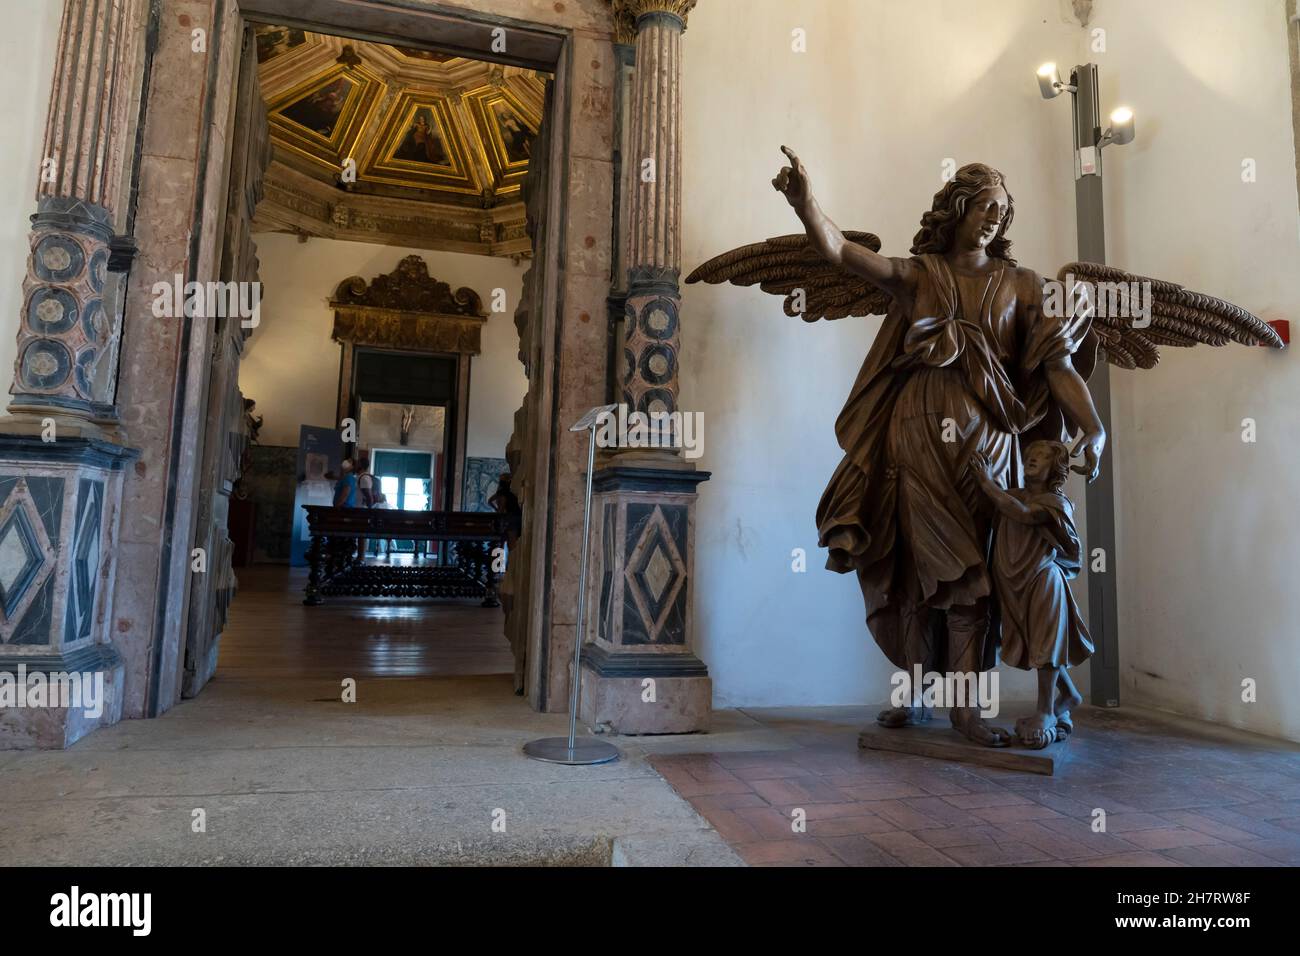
877,705 -> 931,728
1053,683 -> 1082,736
1014,712 -> 1059,749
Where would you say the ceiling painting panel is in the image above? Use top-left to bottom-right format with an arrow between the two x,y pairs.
252,25 -> 547,258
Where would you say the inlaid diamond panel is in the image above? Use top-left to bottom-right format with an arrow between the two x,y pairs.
0,477 -> 56,642
643,546 -> 673,604
66,478 -> 104,643
623,503 -> 688,645
0,510 -> 41,607
597,501 -> 615,642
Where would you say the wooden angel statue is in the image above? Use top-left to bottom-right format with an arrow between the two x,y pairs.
687,147 -> 1282,748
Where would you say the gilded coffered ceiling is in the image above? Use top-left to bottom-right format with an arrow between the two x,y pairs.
251,25 -> 546,258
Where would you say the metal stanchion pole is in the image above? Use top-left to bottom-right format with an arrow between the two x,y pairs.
523,405 -> 620,765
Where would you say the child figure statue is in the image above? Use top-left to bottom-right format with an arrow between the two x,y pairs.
971,442 -> 1093,749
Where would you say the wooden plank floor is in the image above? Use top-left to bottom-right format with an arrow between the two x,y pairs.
217,564 -> 514,680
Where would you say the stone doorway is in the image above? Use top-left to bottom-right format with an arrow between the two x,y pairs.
1,0 -> 714,749
179,2 -> 567,707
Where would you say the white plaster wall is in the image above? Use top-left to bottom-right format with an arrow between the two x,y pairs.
1094,0 -> 1300,740
0,1 -> 64,386
681,0 -> 1089,709
240,234 -> 528,460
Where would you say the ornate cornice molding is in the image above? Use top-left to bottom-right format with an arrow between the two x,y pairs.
256,160 -> 530,258
329,255 -> 487,355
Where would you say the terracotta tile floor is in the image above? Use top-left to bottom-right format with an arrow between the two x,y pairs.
648,707 -> 1300,867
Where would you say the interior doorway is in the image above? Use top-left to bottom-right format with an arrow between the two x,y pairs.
179,1 -> 568,702
372,448 -> 435,556
373,449 -> 435,513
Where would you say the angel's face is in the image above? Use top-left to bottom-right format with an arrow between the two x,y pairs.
957,186 -> 1009,252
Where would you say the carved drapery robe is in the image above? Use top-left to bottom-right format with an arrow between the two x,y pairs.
991,488 -> 1093,670
815,253 -> 1088,672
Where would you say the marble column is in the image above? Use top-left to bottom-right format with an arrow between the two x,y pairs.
10,0 -> 139,434
583,0 -> 710,734
0,0 -> 143,748
619,0 -> 694,422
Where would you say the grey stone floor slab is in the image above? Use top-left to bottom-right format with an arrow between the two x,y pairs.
0,675 -> 742,867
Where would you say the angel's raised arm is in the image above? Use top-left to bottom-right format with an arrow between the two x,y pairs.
774,146 -> 917,299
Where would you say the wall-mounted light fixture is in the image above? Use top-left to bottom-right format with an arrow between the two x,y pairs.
1038,62 -> 1136,178
1101,106 -> 1136,148
1036,62 -> 1075,99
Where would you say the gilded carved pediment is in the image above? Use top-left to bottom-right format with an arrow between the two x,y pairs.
332,255 -> 484,315
329,255 -> 486,355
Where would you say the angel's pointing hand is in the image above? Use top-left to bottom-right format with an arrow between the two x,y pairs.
773,145 -> 811,209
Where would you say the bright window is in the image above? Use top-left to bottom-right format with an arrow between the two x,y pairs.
403,478 -> 429,512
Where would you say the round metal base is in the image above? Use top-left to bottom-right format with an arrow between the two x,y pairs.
523,736 -> 620,765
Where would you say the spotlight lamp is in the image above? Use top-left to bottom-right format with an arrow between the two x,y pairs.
1036,62 -> 1074,99
1035,61 -> 1137,177
1101,107 -> 1136,148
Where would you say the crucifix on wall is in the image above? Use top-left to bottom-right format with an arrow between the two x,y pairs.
399,406 -> 415,445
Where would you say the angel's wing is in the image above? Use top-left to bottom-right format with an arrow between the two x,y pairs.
1058,261 -> 1284,370
685,232 -> 891,321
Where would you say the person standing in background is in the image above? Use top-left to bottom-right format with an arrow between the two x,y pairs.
356,454 -> 375,507
372,492 -> 394,558
333,458 -> 358,507
355,453 -> 375,559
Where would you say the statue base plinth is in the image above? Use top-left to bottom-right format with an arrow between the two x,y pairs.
577,462 -> 712,735
0,434 -> 138,749
580,659 -> 711,735
858,709 -> 1072,776
0,646 -> 127,749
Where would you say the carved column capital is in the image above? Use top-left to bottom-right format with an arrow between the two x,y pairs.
609,0 -> 697,42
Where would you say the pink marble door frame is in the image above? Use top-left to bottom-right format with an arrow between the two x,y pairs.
111,0 -> 245,719
112,0 -> 618,718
